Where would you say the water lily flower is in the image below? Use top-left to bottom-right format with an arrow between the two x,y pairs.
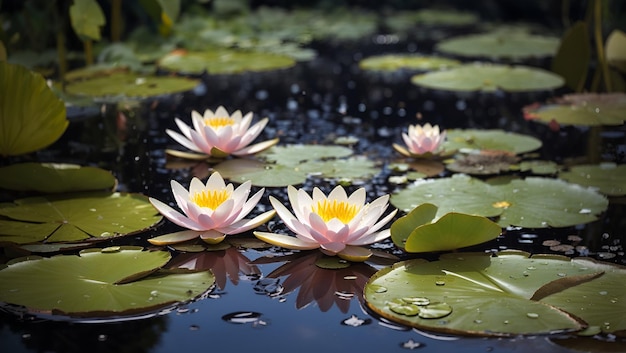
166,106 -> 279,158
148,172 -> 276,245
254,185 -> 397,262
393,123 -> 447,158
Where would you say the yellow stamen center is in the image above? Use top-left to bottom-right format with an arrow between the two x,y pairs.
204,116 -> 235,129
492,201 -> 511,209
313,199 -> 360,224
191,189 -> 231,210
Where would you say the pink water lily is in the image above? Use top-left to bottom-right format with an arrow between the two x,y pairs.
393,123 -> 447,158
167,106 -> 278,158
254,185 -> 397,262
148,172 -> 276,245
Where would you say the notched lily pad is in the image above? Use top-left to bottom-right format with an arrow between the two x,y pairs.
444,129 -> 542,155
0,246 -> 215,318
359,54 -> 460,72
0,163 -> 116,193
558,163 -> 626,196
523,93 -> 626,127
365,251 -> 613,337
0,192 -> 162,245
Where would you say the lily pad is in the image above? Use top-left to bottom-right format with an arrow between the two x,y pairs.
365,251 -> 606,337
435,31 -> 560,61
390,203 -> 502,252
445,151 -> 519,175
523,93 -> 626,127
444,129 -> 543,154
358,54 -> 460,72
0,61 -> 68,156
518,160 -> 560,175
0,192 -> 162,244
0,246 -> 214,318
63,70 -> 201,100
390,174 -> 608,228
411,63 -> 564,93
558,163 -> 626,196
385,9 -> 479,33
157,49 -> 296,75
0,163 -> 116,193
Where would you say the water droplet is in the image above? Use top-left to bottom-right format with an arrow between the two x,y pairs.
150,290 -> 159,297
557,273 -> 567,277
599,291 -> 608,295
579,208 -> 591,214
526,313 -> 539,319
97,334 -> 107,342
374,285 -> 388,293
473,319 -> 483,324
341,314 -> 371,327
435,281 -> 445,286
89,208 -> 97,212
503,320 -> 509,324
343,275 -> 357,280
189,324 -> 200,331
222,311 -> 263,325
401,339 -> 423,349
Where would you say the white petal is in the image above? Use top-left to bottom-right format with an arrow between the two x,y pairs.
189,177 -> 206,196
215,106 -> 230,118
149,197 -> 203,230
232,138 -> 279,156
218,210 -> 276,234
189,129 -> 214,154
348,229 -> 392,246
191,111 -> 205,132
206,172 -> 226,189
166,129 -> 203,153
254,231 -> 319,250
319,242 -> 346,255
211,198 -> 236,227
327,185 -> 349,202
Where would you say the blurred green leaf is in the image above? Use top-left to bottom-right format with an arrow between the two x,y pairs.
551,22 -> 591,92
69,0 -> 106,41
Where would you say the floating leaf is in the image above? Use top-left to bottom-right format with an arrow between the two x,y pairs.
523,93 -> 626,127
551,21 -> 591,92
359,54 -> 460,72
518,160 -> 559,175
391,203 -> 501,252
0,192 -> 162,244
444,129 -> 542,154
446,151 -> 519,175
390,174 -> 608,228
0,247 -> 214,318
558,163 -> 626,196
158,49 -> 296,75
0,62 -> 68,156
385,9 -> 478,33
0,163 -> 116,193
411,63 -> 564,92
365,251 -> 603,337
260,144 -> 353,164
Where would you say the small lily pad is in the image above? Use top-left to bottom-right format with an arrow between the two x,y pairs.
0,246 -> 214,318
518,160 -> 560,175
411,63 -> 564,93
444,129 -> 543,155
558,163 -> 626,196
158,49 -> 296,75
391,174 -> 608,228
0,192 -> 162,244
359,54 -> 460,72
523,93 -> 626,127
0,163 -> 116,193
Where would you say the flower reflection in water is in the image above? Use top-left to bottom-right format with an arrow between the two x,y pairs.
254,252 -> 378,313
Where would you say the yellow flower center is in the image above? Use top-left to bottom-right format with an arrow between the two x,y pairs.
204,116 -> 235,129
492,201 -> 511,209
313,199 -> 360,224
191,189 -> 231,210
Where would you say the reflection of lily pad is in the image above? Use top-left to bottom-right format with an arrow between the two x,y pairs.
390,203 -> 501,252
0,246 -> 214,318
444,129 -> 543,154
390,174 -> 608,228
558,163 -> 626,196
411,63 -> 564,92
436,31 -> 560,61
0,192 -> 162,244
0,163 -> 116,193
365,251 -> 609,336
64,70 -> 200,100
158,49 -> 296,75
0,61 -> 68,156
359,54 -> 460,72
523,93 -> 626,127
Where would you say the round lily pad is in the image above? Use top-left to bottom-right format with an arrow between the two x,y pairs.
523,93 -> 626,127
0,246 -> 214,318
558,163 -> 626,196
365,251 -> 607,337
157,49 -> 296,75
385,9 -> 479,33
0,192 -> 162,244
435,31 -> 560,61
411,63 -> 564,92
390,174 -> 608,228
0,163 -> 116,193
358,54 -> 460,72
0,61 -> 68,156
444,129 -> 542,154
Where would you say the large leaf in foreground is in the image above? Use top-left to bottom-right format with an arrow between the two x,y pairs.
0,163 -> 116,193
0,247 -> 214,318
390,174 -> 608,228
365,251 -> 601,337
0,62 -> 68,156
0,192 -> 161,244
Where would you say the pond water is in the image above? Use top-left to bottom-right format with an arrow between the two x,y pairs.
2,11 -> 626,353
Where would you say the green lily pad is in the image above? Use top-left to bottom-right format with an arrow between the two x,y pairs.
69,0 -> 106,41
391,203 -> 501,252
445,151 -> 519,175
358,54 -> 460,72
390,174 -> 608,228
518,160 -> 560,175
365,251 -> 606,337
385,9 -> 479,33
558,163 -> 626,196
0,246 -> 214,318
0,192 -> 162,244
523,93 -> 626,127
157,49 -> 296,75
63,70 -> 200,100
212,145 -> 377,187
435,31 -> 560,61
411,63 -> 564,93
0,61 -> 68,156
0,163 -> 116,193
444,129 -> 542,154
